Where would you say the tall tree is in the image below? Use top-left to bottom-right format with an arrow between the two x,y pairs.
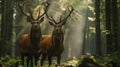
95,0 -> 102,56
105,0 -> 113,54
0,0 -> 1,58
118,1 -> 120,51
111,0 -> 118,52
1,0 -> 14,56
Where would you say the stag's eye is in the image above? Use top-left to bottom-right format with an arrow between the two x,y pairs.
37,22 -> 40,24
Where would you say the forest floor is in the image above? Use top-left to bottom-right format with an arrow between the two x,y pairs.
1,54 -> 120,67
0,56 -> 80,67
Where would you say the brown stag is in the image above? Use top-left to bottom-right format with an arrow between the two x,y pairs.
39,4 -> 74,66
18,2 -> 48,67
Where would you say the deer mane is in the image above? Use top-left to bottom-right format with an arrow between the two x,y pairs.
30,29 -> 41,45
52,32 -> 64,48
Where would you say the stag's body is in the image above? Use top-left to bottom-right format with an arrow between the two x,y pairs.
39,4 -> 73,66
19,25 -> 42,67
19,28 -> 41,67
18,2 -> 48,67
19,34 -> 40,54
40,33 -> 64,66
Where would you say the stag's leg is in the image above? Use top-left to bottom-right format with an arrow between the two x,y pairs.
35,53 -> 40,66
26,56 -> 31,67
21,55 -> 24,66
35,56 -> 38,66
40,53 -> 47,66
57,55 -> 61,65
30,56 -> 33,67
48,56 -> 52,66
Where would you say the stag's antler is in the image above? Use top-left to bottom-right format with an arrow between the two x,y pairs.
37,2 -> 50,22
44,2 -> 57,25
18,2 -> 32,18
19,1 -> 49,23
45,3 -> 74,26
59,6 -> 74,25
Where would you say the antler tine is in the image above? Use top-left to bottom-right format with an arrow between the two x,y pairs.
29,7 -> 33,18
46,11 -> 52,21
38,2 -> 49,18
45,3 -> 51,20
59,6 -> 74,25
36,7 -> 41,21
18,2 -> 30,17
61,6 -> 74,22
58,15 -> 62,24
38,8 -> 45,18
44,2 -> 57,23
50,15 -> 57,23
68,6 -> 74,12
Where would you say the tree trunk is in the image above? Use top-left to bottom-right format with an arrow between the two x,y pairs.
1,0 -> 14,56
105,0 -> 113,54
118,3 -> 120,52
95,0 -> 102,56
111,0 -> 118,52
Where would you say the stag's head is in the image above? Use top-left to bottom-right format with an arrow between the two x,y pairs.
18,2 -> 48,31
46,5 -> 74,34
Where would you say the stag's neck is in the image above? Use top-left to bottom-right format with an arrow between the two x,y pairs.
30,29 -> 41,37
52,32 -> 64,48
30,29 -> 41,45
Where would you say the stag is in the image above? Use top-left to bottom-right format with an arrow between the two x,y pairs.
18,2 -> 48,67
39,4 -> 74,66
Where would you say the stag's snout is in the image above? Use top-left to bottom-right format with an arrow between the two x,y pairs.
32,23 -> 40,31
56,28 -> 59,32
34,24 -> 39,28
54,26 -> 62,33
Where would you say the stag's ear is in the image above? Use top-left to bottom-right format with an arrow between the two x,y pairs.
60,20 -> 67,26
40,17 -> 44,22
49,21 -> 55,26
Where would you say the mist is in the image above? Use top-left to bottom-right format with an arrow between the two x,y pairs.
15,0 -> 89,59
39,0 -> 89,58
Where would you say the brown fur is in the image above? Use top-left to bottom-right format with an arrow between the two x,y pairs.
19,34 -> 40,55
40,35 -> 64,53
19,34 -> 41,67
39,35 -> 64,66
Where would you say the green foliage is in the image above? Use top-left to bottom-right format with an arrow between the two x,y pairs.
14,0 -> 25,3
107,52 -> 120,63
95,52 -> 120,66
71,54 -> 120,67
66,57 -> 79,67
88,17 -> 95,21
88,6 -> 95,15
0,55 -> 20,67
